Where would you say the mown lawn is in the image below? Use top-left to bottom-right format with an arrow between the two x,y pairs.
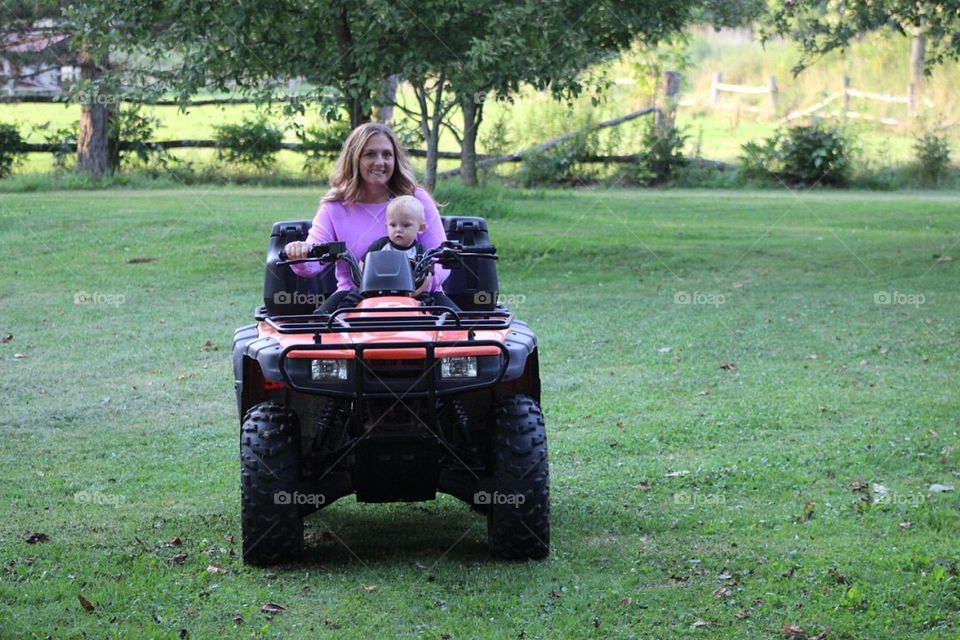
0,186 -> 958,638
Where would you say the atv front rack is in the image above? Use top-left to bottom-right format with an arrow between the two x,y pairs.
277,339 -> 510,399
259,305 -> 513,337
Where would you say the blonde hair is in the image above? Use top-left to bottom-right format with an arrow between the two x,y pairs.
323,123 -> 418,204
386,195 -> 425,224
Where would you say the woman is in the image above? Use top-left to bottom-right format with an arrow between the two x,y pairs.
284,123 -> 453,313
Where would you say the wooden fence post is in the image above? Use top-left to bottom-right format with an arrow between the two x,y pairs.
657,70 -> 681,130
710,72 -> 721,108
767,75 -> 778,117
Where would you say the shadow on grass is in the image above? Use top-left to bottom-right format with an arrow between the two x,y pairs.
298,499 -> 491,567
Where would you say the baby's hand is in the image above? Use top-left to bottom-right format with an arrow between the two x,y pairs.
413,272 -> 433,298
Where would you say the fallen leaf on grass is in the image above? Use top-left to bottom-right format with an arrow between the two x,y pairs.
549,589 -> 563,598
713,586 -> 733,598
782,624 -> 806,638
807,353 -> 819,360
25,532 -> 48,544
632,481 -> 651,491
859,359 -> 869,366
361,584 -> 378,592
260,603 -> 285,613
78,594 -> 95,612
169,553 -> 187,565
1,334 -> 11,343
665,470 -> 689,478
795,501 -> 815,523
933,254 -> 953,262
719,363 -> 737,371
126,256 -> 157,264
13,353 -> 25,359
690,620 -> 710,629
165,537 -> 182,547
206,563 -> 224,574
199,340 -> 218,352
735,609 -> 750,620
929,484 -> 954,493
878,346 -> 889,355
899,520 -> 911,529
232,614 -> 243,624
619,596 -> 633,606
698,387 -> 712,396
847,481 -> 868,493
818,405 -> 828,413
826,568 -> 848,584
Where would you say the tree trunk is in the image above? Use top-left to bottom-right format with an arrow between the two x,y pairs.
332,5 -> 370,129
373,75 -> 398,125
910,32 -> 926,87
76,48 -> 110,177
460,97 -> 483,186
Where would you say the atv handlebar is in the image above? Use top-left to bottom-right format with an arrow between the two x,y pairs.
277,239 -> 498,291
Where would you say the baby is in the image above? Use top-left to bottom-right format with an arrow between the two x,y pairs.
361,195 -> 432,296
363,195 -> 427,261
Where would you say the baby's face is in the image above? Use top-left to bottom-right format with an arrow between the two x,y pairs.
386,209 -> 425,248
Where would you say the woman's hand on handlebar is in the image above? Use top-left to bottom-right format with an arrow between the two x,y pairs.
283,241 -> 312,261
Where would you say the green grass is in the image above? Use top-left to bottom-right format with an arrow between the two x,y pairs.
1,186 -> 958,638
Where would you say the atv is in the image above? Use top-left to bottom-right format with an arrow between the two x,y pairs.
232,216 -> 548,565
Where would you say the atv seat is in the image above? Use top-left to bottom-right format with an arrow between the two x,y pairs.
262,220 -> 337,316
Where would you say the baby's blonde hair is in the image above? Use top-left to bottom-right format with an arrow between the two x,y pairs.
386,195 -> 425,224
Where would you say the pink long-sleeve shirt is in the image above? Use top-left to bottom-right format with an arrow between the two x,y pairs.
289,188 -> 448,293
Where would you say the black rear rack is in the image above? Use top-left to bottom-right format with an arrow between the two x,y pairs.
259,305 -> 513,337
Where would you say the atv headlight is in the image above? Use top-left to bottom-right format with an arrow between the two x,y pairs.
311,359 -> 348,381
441,356 -> 477,378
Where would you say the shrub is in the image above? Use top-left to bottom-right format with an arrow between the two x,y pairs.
632,120 -> 688,185
740,122 -> 853,186
33,121 -> 78,172
213,115 -> 285,170
912,130 -> 951,186
0,123 -> 25,178
519,129 -> 600,186
111,105 -> 176,174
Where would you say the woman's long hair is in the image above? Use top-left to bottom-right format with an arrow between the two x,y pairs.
323,123 -> 419,204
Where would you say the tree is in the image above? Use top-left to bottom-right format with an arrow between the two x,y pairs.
764,1 -> 960,74
392,0 -> 706,188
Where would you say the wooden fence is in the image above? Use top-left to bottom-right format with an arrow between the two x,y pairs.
709,72 -> 778,116
781,76 -> 933,126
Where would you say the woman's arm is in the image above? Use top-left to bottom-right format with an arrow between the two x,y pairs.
415,189 -> 449,292
287,203 -> 336,278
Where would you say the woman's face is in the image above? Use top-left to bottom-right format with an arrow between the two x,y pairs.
358,133 -> 395,192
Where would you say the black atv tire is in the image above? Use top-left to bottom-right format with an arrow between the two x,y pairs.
241,401 -> 304,565
487,394 -> 549,559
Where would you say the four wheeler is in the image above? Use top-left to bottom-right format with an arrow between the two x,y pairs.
232,216 -> 548,565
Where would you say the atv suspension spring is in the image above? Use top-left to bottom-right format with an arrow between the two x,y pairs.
447,399 -> 472,449
313,400 -> 346,453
